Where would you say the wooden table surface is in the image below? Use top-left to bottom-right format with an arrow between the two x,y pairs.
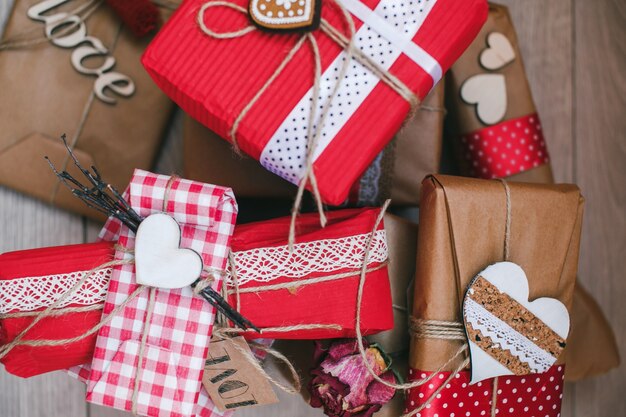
1,1 -> 624,416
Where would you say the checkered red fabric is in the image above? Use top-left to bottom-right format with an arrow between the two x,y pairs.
68,363 -> 228,417
84,170 -> 237,417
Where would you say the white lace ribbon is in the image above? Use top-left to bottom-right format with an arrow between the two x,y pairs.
0,231 -> 387,312
465,298 -> 556,373
227,230 -> 387,286
0,268 -> 112,314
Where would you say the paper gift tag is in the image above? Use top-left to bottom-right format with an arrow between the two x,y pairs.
463,262 -> 570,384
135,213 -> 203,289
249,0 -> 321,32
203,336 -> 279,410
480,32 -> 516,70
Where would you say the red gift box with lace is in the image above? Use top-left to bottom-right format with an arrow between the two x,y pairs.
0,242 -> 114,377
0,208 -> 392,377
142,0 -> 487,205
227,207 -> 393,340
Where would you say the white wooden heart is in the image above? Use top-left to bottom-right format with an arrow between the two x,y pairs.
480,32 -> 516,70
134,213 -> 203,289
463,262 -> 569,384
460,73 -> 507,125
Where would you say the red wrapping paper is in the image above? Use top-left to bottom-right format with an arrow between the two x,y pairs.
229,208 -> 393,339
405,365 -> 565,417
459,113 -> 550,179
142,0 -> 487,205
0,242 -> 114,378
0,209 -> 393,376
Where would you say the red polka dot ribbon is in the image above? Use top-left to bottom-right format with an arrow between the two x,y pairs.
404,365 -> 565,417
460,113 -> 550,179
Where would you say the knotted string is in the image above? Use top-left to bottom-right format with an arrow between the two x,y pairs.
197,0 -> 420,251
0,257 -> 135,358
129,174 -> 179,415
0,174 -> 201,415
488,179 -> 511,417
409,317 -> 466,341
345,201 -> 470,407
400,179 -> 514,417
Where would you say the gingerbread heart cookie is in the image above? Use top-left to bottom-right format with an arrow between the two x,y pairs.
249,0 -> 321,32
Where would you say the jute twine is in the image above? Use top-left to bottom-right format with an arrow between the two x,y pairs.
197,0 -> 420,251
0,0 -> 111,205
0,175 -> 215,415
398,179 -> 513,417
0,0 -> 172,205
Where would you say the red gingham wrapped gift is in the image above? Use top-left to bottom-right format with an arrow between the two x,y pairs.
142,0 -> 487,205
84,170 -> 237,417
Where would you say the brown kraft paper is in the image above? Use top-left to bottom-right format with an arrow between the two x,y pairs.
447,4 -> 535,135
446,3 -> 553,181
203,336 -> 279,411
0,0 -> 174,220
445,2 -> 620,378
409,175 -> 583,374
368,214 -> 418,355
183,82 -> 445,206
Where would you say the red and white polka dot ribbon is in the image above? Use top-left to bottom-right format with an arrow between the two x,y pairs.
460,113 -> 550,179
405,364 -> 565,417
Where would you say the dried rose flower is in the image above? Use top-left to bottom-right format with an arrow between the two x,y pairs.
309,338 -> 397,417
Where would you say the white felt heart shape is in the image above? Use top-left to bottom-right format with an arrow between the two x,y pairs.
463,262 -> 570,384
135,213 -> 203,289
480,32 -> 516,70
460,73 -> 507,125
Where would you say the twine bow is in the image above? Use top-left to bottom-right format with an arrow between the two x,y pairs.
397,179 -> 513,417
197,0 -> 420,250
0,175 -> 219,415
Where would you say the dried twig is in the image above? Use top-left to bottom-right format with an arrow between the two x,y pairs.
46,134 -> 142,232
46,135 -> 258,331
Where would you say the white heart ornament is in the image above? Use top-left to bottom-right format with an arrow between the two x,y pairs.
460,73 -> 507,125
480,32 -> 516,70
134,213 -> 203,289
463,262 -> 570,384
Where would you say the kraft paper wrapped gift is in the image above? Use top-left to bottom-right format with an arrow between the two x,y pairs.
0,0 -> 174,219
405,175 -> 583,417
445,3 -> 620,380
143,0 -> 487,206
446,3 -> 552,182
184,81 -> 446,206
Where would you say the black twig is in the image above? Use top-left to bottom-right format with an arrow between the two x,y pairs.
46,134 -> 257,331
46,134 -> 142,232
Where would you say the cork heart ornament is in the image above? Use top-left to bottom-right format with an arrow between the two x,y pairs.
480,32 -> 516,70
460,73 -> 507,125
249,0 -> 321,32
463,262 -> 570,384
135,213 -> 203,289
